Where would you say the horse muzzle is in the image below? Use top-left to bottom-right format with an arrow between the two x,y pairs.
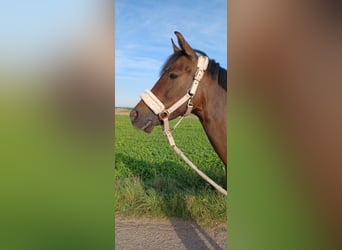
129,105 -> 161,133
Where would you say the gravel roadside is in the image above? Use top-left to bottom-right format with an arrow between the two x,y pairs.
115,217 -> 227,250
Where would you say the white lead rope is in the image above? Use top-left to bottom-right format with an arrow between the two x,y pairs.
162,117 -> 227,196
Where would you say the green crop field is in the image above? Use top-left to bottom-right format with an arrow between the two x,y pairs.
114,111 -> 226,226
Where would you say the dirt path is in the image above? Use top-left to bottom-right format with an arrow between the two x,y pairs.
115,217 -> 226,250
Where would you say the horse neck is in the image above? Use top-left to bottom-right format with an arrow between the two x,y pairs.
192,77 -> 227,166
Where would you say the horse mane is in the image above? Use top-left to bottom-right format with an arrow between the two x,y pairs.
160,50 -> 227,91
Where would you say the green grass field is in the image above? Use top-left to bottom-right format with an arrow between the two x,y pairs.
0,89 -> 114,250
114,111 -> 226,226
228,99 -> 326,250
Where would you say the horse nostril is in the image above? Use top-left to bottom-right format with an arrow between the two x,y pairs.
130,109 -> 139,121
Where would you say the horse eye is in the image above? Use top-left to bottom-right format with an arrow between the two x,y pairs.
168,73 -> 178,80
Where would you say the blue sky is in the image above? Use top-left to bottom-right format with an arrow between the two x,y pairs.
0,0 -> 100,72
0,1 -> 226,107
115,0 -> 227,107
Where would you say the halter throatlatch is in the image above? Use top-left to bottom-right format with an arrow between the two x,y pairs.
140,55 -> 227,196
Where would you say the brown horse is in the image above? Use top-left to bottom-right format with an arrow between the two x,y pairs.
130,32 -> 227,168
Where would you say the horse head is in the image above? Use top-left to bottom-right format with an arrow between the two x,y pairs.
130,32 -> 205,132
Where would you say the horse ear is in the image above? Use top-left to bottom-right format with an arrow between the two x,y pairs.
171,38 -> 181,53
174,31 -> 196,59
171,38 -> 180,53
